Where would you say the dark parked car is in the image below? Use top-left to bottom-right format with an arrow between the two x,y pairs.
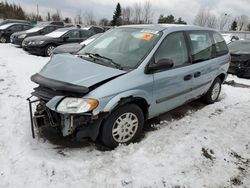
10,24 -> 63,46
0,23 -> 32,43
53,33 -> 102,54
228,40 -> 250,78
22,27 -> 95,56
37,21 -> 64,26
0,19 -> 30,26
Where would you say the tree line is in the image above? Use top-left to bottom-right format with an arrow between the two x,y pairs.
2,0 -> 249,31
193,7 -> 250,31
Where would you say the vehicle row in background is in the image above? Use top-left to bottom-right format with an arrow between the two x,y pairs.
22,27 -> 96,56
53,33 -> 102,54
0,23 -> 32,43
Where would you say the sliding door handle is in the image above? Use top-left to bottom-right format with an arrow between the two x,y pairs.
184,74 -> 192,81
194,72 -> 201,78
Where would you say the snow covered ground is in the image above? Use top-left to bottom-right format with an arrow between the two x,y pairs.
0,43 -> 249,188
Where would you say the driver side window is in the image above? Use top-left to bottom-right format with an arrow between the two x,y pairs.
154,32 -> 189,68
66,31 -> 80,39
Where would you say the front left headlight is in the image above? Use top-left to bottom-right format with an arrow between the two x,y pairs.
18,34 -> 27,39
37,41 -> 44,45
56,98 -> 99,114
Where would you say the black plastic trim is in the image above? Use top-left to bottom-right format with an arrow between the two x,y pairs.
31,73 -> 89,94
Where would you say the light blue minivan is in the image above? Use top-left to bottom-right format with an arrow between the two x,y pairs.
29,24 -> 230,148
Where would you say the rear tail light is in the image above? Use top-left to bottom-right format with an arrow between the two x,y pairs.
228,55 -> 231,64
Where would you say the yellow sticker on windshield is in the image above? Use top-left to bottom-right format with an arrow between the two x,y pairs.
140,33 -> 154,40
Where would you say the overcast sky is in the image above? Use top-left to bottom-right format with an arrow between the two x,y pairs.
6,0 -> 250,23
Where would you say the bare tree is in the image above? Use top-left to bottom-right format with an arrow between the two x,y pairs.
142,1 -> 153,24
193,8 -> 218,28
84,11 -> 96,25
51,9 -> 61,21
236,15 -> 249,31
219,13 -> 231,30
133,2 -> 142,24
122,6 -> 133,24
207,14 -> 217,28
75,9 -> 83,24
99,18 -> 109,26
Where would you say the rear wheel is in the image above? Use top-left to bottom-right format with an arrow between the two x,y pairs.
0,36 -> 7,43
44,44 -> 55,57
202,77 -> 222,104
101,104 -> 144,148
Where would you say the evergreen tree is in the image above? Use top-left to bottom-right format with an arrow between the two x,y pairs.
230,20 -> 237,31
111,3 -> 122,26
158,14 -> 186,24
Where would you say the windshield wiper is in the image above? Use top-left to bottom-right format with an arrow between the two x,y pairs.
85,52 -> 123,70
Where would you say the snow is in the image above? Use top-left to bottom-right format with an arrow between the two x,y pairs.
46,31 -> 68,38
0,43 -> 250,188
26,27 -> 43,33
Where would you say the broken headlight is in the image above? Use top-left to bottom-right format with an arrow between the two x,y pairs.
56,98 -> 99,114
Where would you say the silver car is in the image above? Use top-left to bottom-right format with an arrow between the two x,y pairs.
29,24 -> 230,148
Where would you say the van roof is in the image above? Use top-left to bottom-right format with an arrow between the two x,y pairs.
119,24 -> 215,32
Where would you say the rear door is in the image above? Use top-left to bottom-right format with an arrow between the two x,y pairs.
185,31 -> 228,100
150,32 -> 195,117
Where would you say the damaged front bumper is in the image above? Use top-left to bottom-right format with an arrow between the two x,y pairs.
27,96 -> 108,140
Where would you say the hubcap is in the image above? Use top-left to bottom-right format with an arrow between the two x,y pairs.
0,37 -> 6,43
47,46 -> 55,56
211,82 -> 220,101
112,112 -> 139,143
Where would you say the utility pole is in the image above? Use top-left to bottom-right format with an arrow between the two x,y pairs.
36,4 -> 39,21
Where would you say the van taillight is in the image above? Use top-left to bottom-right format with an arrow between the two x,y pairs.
228,55 -> 231,64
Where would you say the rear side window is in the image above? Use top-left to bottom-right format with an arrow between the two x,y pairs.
212,32 -> 229,57
187,31 -> 213,63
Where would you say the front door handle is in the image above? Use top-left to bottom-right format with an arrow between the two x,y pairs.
194,71 -> 201,78
184,74 -> 192,81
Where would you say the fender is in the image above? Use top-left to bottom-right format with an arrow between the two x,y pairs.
101,89 -> 152,113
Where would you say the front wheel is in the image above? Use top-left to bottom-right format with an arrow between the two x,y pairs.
202,77 -> 222,104
44,44 -> 55,57
101,104 -> 144,148
0,36 -> 7,43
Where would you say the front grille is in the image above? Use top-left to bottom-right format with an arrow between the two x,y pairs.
32,86 -> 84,101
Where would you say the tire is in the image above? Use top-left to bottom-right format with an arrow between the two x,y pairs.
0,36 -> 7,43
101,104 -> 144,148
44,44 -> 56,57
202,77 -> 222,104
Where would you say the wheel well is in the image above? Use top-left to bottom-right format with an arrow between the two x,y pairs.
115,97 -> 149,120
217,73 -> 226,83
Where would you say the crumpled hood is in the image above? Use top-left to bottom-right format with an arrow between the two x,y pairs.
38,53 -> 125,87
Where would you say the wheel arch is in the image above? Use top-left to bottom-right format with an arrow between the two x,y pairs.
217,73 -> 226,83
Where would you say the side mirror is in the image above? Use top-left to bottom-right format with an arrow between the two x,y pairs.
7,29 -> 12,32
63,36 -> 69,41
39,30 -> 44,34
145,58 -> 174,74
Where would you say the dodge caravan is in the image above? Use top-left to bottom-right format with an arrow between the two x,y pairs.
29,24 -> 230,148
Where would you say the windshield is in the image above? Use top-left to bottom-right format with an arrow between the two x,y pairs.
228,41 -> 250,52
45,30 -> 67,38
78,28 -> 162,69
0,23 -> 14,29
